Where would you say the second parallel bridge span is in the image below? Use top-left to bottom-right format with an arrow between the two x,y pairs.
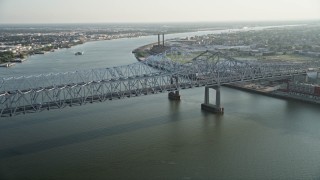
0,51 -> 319,117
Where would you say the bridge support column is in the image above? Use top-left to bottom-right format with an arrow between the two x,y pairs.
168,76 -> 180,100
201,85 -> 224,114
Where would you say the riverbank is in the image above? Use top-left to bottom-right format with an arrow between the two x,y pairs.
1,26 -> 215,66
132,43 -> 156,61
224,83 -> 320,105
132,41 -> 171,61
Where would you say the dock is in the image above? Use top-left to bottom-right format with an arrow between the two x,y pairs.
10,58 -> 26,63
0,63 -> 16,67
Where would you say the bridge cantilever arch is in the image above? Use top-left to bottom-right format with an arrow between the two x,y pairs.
0,50 -> 319,117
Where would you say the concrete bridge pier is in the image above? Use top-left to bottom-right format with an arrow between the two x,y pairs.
168,76 -> 180,100
201,85 -> 224,114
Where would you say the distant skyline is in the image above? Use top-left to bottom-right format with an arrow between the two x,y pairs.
0,0 -> 320,24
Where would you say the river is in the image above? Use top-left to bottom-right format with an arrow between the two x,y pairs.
0,29 -> 320,179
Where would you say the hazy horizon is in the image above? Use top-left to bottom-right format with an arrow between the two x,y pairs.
0,20 -> 319,25
1,0 -> 320,24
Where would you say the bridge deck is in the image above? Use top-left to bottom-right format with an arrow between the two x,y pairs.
0,51 -> 318,117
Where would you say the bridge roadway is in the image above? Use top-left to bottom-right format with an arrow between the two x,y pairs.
0,51 -> 318,117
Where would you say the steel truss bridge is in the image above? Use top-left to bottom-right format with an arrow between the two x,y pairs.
0,51 -> 319,117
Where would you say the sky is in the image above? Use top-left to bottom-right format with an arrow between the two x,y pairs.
0,0 -> 319,24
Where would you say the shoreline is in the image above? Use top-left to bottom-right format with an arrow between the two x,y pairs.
2,30 -> 200,67
132,42 -> 157,61
224,84 -> 320,105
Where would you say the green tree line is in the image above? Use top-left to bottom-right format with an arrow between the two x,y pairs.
0,51 -> 14,63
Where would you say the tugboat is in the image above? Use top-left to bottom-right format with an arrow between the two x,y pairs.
75,51 -> 84,55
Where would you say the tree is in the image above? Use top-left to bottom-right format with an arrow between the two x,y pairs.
0,51 -> 14,63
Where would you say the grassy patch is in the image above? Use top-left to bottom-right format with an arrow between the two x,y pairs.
263,54 -> 318,61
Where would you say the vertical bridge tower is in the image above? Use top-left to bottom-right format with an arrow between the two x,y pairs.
201,85 -> 224,113
166,50 -> 224,114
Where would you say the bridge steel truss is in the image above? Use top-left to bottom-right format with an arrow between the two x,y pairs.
0,51 -> 319,117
